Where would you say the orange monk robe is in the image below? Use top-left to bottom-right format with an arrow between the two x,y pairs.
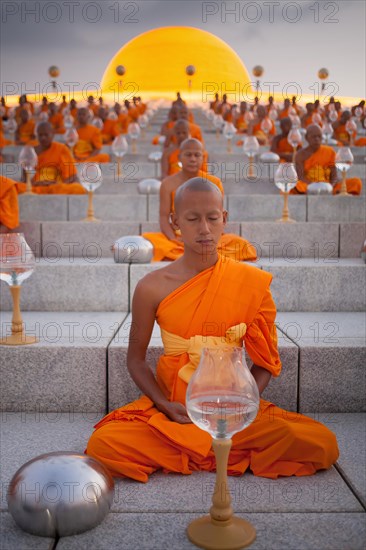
17,120 -> 38,146
0,176 -> 19,229
58,101 -> 68,113
117,113 -> 130,134
294,145 -> 362,195
334,124 -> 366,147
138,102 -> 147,115
252,119 -> 275,144
49,113 -> 65,134
142,173 -> 257,262
167,149 -> 208,176
74,125 -> 110,163
87,255 -> 339,482
303,115 -> 323,128
188,112 -> 195,123
101,119 -> 120,144
279,108 -> 290,120
17,142 -> 86,195
128,106 -> 140,122
40,104 -> 49,113
275,137 -> 301,163
235,115 -> 248,133
70,108 -> 78,119
170,123 -> 203,145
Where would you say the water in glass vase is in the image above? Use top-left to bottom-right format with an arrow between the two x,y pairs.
187,395 -> 258,439
0,267 -> 34,286
336,163 -> 351,172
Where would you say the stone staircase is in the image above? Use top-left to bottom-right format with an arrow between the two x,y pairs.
0,107 -> 365,549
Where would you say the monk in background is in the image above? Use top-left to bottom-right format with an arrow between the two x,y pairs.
165,106 -> 203,147
161,120 -> 208,178
235,101 -> 249,133
17,122 -> 85,195
143,138 -> 256,262
87,177 -> 339,482
114,103 -> 129,134
15,109 -> 37,146
73,108 -> 109,163
294,125 -> 362,195
99,107 -> 120,144
247,106 -> 275,145
0,176 -> 19,229
271,118 -> 301,162
48,103 -> 65,135
332,111 -> 366,147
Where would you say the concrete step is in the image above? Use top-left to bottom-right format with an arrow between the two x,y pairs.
16,193 -> 366,223
1,412 -> 364,549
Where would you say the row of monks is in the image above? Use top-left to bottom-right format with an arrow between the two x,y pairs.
0,93 -> 364,239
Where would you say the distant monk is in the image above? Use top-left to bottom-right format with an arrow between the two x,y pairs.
114,103 -> 129,134
40,96 -> 49,113
270,118 -> 301,162
87,95 -> 99,116
48,103 -> 65,134
58,95 -> 68,113
17,122 -> 85,195
279,98 -> 291,120
294,125 -> 362,195
161,121 -> 208,178
235,101 -> 249,133
248,105 -> 275,145
0,176 -> 19,229
142,138 -> 257,262
301,103 -> 317,128
99,107 -> 120,144
332,110 -> 366,147
160,106 -> 179,138
15,109 -> 37,146
210,92 -> 220,111
165,106 -> 203,147
73,108 -> 110,163
172,92 -> 186,109
69,99 -> 78,119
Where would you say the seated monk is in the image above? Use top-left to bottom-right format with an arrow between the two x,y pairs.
160,106 -> 179,138
0,176 -> 19,229
332,110 -> 366,147
98,107 -> 120,144
69,99 -> 78,120
125,99 -> 139,122
86,177 -> 339,482
165,106 -> 203,148
17,122 -> 85,195
294,125 -> 362,195
73,108 -> 110,163
248,105 -> 275,145
58,95 -> 68,113
40,96 -> 49,113
235,101 -> 249,133
87,95 -> 99,116
301,103 -> 320,128
271,118 -> 301,162
161,121 -> 208,178
15,109 -> 37,146
279,98 -> 291,120
114,103 -> 129,134
142,138 -> 257,262
48,103 -> 65,134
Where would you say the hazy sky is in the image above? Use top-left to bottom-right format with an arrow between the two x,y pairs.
1,0 -> 365,100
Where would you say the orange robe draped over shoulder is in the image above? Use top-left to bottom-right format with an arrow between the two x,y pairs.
142,173 -> 257,262
17,142 -> 85,195
87,256 -> 339,482
74,125 -> 110,163
295,145 -> 362,195
334,124 -> 366,147
0,176 -> 19,229
18,120 -> 37,146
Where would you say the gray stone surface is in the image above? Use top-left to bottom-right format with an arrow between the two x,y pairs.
277,313 -> 366,412
0,258 -> 129,311
0,513 -> 54,550
307,196 -> 366,222
240,222 -> 339,259
42,221 -> 140,258
261,258 -> 366,311
0,312 -> 127,412
317,413 -> 366,506
68,195 -> 147,222
339,223 -> 366,257
56,512 -> 366,550
19,195 -> 68,221
0,162 -> 22,180
141,221 -> 241,235
227,195 -> 307,222
147,194 -> 229,222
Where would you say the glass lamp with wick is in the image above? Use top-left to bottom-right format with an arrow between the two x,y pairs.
287,129 -> 302,163
77,163 -> 103,221
138,115 -> 148,138
6,117 -> 17,144
128,122 -> 141,153
335,147 -> 353,196
112,135 -> 128,178
0,233 -> 38,345
274,163 -> 298,222
186,347 -> 260,550
322,122 -> 334,145
65,128 -> 78,157
260,118 -> 272,145
243,136 -> 259,179
213,115 -> 224,140
148,150 -> 163,178
345,119 -> 357,147
19,146 -> 38,194
223,122 -> 236,153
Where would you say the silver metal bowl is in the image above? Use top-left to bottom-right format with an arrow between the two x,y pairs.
113,235 -> 153,263
307,182 -> 333,195
7,452 -> 114,537
137,178 -> 161,195
260,152 -> 280,163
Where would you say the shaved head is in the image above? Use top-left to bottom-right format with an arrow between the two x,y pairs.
180,138 -> 203,151
174,177 -> 223,213
36,121 -> 53,134
174,119 -> 189,130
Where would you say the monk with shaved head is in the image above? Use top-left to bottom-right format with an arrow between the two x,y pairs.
143,138 -> 256,261
161,121 -> 208,178
73,108 -> 110,163
17,122 -> 85,195
87,176 -> 339,482
294,124 -> 362,195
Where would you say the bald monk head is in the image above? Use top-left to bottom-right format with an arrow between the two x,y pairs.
284,98 -> 290,109
306,124 -> 323,152
256,106 -> 266,119
240,101 -> 247,114
174,177 -> 223,213
36,122 -> 54,150
178,106 -> 189,120
280,117 -> 292,136
305,103 -> 314,115
173,119 -> 190,145
168,106 -> 179,122
98,107 -> 108,122
70,99 -> 77,109
178,138 -> 204,175
49,102 -> 57,116
339,110 -> 351,124
77,108 -> 91,127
